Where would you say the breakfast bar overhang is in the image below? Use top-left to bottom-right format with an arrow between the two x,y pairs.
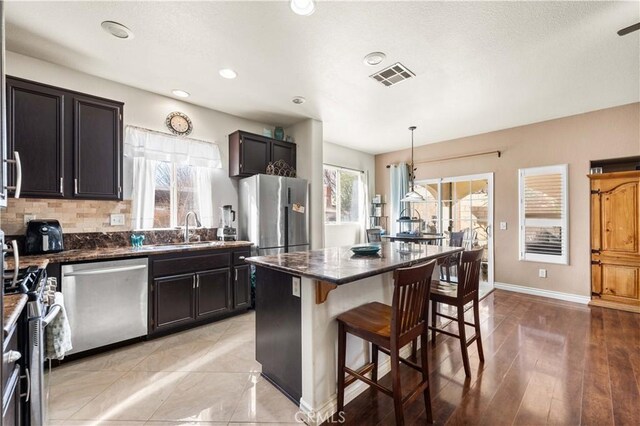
245,242 -> 463,425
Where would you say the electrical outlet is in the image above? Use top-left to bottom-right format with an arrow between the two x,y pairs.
24,214 -> 36,225
538,269 -> 547,278
292,277 -> 301,297
499,221 -> 507,230
110,213 -> 125,226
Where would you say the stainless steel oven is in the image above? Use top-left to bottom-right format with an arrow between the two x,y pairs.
23,269 -> 50,426
3,259 -> 51,426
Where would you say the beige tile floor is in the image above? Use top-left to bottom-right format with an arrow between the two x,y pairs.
48,310 -> 305,426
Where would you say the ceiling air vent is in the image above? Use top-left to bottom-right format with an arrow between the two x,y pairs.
370,63 -> 415,87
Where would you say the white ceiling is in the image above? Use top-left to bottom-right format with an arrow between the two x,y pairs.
5,1 -> 639,154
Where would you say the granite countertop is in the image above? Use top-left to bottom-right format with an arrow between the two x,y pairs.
8,240 -> 253,268
245,242 -> 463,285
3,294 -> 28,336
382,234 -> 446,240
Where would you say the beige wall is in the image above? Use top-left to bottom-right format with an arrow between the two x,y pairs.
375,103 -> 640,297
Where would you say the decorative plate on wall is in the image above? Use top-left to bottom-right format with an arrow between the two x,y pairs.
166,111 -> 193,136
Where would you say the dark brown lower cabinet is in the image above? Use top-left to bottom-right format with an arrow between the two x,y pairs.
150,248 -> 252,335
233,264 -> 251,309
154,273 -> 196,331
197,268 -> 231,318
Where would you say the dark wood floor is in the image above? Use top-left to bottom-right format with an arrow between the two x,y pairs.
326,289 -> 640,425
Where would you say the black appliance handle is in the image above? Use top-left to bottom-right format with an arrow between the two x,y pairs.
287,187 -> 291,205
232,210 -> 236,222
284,206 -> 289,253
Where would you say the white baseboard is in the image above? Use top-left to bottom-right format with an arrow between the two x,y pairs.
298,344 -> 416,425
494,282 -> 590,305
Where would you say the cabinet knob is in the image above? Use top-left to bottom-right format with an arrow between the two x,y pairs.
238,256 -> 246,260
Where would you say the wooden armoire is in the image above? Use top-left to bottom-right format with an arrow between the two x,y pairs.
589,171 -> 640,312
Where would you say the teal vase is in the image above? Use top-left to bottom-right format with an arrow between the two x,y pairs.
274,126 -> 284,141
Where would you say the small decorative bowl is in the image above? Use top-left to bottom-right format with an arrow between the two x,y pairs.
351,245 -> 381,256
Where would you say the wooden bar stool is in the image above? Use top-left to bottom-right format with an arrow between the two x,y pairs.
336,260 -> 436,425
429,248 -> 484,378
438,231 -> 465,282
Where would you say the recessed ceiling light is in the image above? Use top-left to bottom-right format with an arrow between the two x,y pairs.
290,0 -> 315,16
101,21 -> 134,40
172,89 -> 190,98
292,96 -> 306,104
219,69 -> 237,79
363,52 -> 386,66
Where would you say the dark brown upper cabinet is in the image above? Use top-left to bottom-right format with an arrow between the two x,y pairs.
74,97 -> 122,199
7,78 -> 65,198
229,130 -> 296,178
6,76 -> 123,200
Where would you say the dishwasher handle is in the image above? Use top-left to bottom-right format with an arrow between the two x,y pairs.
63,264 -> 147,277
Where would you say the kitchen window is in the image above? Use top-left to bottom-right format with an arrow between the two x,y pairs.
126,126 -> 221,230
152,162 -> 198,229
323,165 -> 364,224
518,164 -> 569,265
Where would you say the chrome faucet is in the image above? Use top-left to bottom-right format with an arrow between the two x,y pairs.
184,211 -> 202,243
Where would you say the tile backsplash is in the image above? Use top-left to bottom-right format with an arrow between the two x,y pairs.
1,198 -> 132,235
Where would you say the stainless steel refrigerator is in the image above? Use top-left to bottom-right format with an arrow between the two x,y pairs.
239,174 -> 309,255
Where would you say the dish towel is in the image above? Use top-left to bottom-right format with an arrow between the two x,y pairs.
45,292 -> 73,360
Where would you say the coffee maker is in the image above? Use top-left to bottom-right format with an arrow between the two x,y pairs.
217,205 -> 237,241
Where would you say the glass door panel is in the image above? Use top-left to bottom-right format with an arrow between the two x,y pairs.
415,175 -> 493,287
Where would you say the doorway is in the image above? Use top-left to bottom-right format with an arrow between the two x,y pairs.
414,173 -> 494,288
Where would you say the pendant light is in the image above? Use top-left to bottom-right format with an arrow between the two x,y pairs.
401,126 -> 425,202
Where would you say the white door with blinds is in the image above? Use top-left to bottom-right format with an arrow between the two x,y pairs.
518,164 -> 569,265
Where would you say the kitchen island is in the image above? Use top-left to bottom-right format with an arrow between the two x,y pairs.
245,242 -> 463,425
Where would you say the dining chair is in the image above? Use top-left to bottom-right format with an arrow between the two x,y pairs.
336,260 -> 436,425
366,228 -> 382,243
429,248 -> 484,378
438,230 -> 465,282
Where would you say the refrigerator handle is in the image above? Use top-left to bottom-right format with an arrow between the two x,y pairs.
284,206 -> 289,253
287,187 -> 291,205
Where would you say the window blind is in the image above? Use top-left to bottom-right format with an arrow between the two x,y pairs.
519,165 -> 569,264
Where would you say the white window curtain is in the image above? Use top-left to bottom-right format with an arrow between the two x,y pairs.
389,163 -> 410,235
125,126 -> 222,229
194,166 -> 215,227
131,157 -> 158,230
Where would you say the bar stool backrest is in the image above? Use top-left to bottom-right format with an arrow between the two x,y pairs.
391,260 -> 436,346
456,248 -> 484,300
449,231 -> 465,247
366,228 -> 382,243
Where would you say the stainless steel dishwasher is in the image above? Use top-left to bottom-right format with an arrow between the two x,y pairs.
62,258 -> 148,355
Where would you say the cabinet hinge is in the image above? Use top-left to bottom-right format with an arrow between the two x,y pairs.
591,260 -> 601,265
591,248 -> 601,254
590,189 -> 600,195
